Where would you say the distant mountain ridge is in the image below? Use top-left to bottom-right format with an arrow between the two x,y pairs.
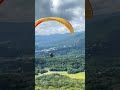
35,32 -> 85,49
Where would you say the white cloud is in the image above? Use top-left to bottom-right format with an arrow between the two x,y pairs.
35,18 -> 85,35
35,0 -> 85,35
35,21 -> 70,35
50,0 -> 62,13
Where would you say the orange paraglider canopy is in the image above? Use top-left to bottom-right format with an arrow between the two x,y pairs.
35,17 -> 74,34
86,0 -> 93,19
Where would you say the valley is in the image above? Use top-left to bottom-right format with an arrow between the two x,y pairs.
35,32 -> 85,90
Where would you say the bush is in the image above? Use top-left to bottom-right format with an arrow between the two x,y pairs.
35,74 -> 85,90
67,68 -> 80,74
40,69 -> 48,74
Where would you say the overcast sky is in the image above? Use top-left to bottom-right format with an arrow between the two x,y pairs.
1,0 -> 119,35
0,0 -> 120,23
35,0 -> 85,35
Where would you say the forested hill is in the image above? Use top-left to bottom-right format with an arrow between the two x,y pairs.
35,31 -> 85,74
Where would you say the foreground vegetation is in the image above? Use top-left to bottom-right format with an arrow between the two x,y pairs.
35,47 -> 85,90
36,71 -> 85,80
35,54 -> 85,90
35,74 -> 85,90
35,52 -> 85,75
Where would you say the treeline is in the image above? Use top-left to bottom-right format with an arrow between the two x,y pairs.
35,74 -> 85,90
35,53 -> 85,74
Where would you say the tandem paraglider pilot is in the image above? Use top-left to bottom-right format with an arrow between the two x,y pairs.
49,52 -> 54,57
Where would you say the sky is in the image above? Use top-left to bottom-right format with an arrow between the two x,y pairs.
35,0 -> 85,35
0,0 -> 120,25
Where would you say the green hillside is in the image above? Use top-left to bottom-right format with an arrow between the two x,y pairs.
35,74 -> 85,90
35,32 -> 85,90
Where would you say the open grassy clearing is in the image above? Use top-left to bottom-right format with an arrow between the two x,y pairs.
36,71 -> 85,80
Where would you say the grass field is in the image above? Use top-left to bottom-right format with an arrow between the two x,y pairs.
36,71 -> 85,80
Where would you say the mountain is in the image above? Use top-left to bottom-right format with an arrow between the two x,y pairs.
35,32 -> 85,49
35,32 -> 85,56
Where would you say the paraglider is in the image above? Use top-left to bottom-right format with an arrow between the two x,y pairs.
35,17 -> 74,34
49,53 -> 54,58
86,0 -> 93,19
0,0 -> 4,5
